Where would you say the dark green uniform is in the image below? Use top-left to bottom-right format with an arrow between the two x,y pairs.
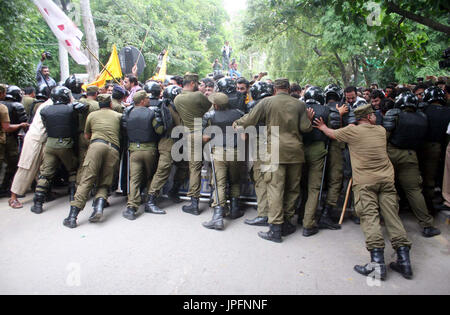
174,90 -> 211,198
71,108 -> 121,209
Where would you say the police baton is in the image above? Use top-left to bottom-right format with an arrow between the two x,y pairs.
209,143 -> 220,207
339,177 -> 353,225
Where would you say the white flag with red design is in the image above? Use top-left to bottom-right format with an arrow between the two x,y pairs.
33,0 -> 89,65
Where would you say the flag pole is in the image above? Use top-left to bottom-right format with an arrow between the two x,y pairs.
76,36 -> 121,85
135,22 -> 152,69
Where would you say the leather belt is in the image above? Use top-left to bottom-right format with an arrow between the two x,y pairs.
91,139 -> 120,152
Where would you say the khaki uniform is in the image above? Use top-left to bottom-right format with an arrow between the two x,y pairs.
387,143 -> 434,228
303,141 -> 328,228
71,108 -> 121,209
22,95 -> 35,117
0,103 -> 10,163
111,98 -> 124,113
334,124 -> 411,250
174,90 -> 211,198
419,142 -> 442,200
235,92 -> 312,224
76,98 -> 99,184
325,140 -> 345,207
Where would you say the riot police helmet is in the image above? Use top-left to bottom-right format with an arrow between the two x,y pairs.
163,85 -> 182,103
50,86 -> 72,104
144,81 -> 161,98
216,77 -> 236,95
324,84 -> 343,103
395,92 -> 418,110
5,85 -> 23,103
423,86 -> 446,105
36,84 -> 51,100
303,86 -> 325,105
250,81 -> 274,101
64,75 -> 83,94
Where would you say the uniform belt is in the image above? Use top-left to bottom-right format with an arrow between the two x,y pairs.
129,141 -> 156,148
91,139 -> 120,152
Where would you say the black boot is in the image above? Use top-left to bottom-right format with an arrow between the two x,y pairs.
89,197 -> 106,223
182,197 -> 200,215
302,226 -> 319,237
390,246 -> 413,279
281,220 -> 297,237
145,194 -> 166,214
244,216 -> 269,226
202,206 -> 224,230
258,224 -> 282,243
229,198 -> 243,219
69,182 -> 76,202
168,183 -> 182,203
122,207 -> 137,220
31,192 -> 46,214
63,206 -> 81,229
354,248 -> 387,281
422,226 -> 441,238
318,205 -> 341,230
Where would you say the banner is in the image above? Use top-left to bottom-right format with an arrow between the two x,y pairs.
33,0 -> 89,65
151,49 -> 169,82
83,44 -> 122,89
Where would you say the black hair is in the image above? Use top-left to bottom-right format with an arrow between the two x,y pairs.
363,88 -> 372,93
370,89 -> 385,100
413,83 -> 427,93
380,98 -> 395,114
171,75 -> 183,86
201,78 -> 214,88
24,86 -> 35,95
126,74 -> 138,86
236,77 -> 250,88
344,86 -> 357,94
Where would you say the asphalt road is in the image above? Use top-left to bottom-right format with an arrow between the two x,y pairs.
0,190 -> 448,295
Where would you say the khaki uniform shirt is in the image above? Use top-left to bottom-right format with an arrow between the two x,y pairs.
111,98 -> 124,113
85,108 -> 122,148
79,98 -> 100,133
22,95 -> 35,117
174,90 -> 211,132
0,103 -> 10,144
234,92 -> 312,164
334,124 -> 395,185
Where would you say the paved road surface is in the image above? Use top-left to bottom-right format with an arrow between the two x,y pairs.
0,190 -> 448,295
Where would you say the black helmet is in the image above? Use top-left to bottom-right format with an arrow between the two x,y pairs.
36,84 -> 51,100
216,77 -> 236,95
64,75 -> 83,94
303,86 -> 325,105
163,85 -> 182,103
250,81 -> 274,101
144,81 -> 161,98
5,85 -> 22,102
395,92 -> 418,109
423,86 -> 446,105
50,86 -> 71,104
324,84 -> 343,103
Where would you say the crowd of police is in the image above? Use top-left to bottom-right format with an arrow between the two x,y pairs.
1,56 -> 450,282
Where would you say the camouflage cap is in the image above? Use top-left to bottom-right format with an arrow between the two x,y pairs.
133,90 -> 148,104
274,78 -> 290,90
184,72 -> 199,83
97,94 -> 111,104
86,85 -> 99,94
354,103 -> 375,120
208,92 -> 229,106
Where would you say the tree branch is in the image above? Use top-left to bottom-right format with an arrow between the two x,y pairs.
386,1 -> 450,35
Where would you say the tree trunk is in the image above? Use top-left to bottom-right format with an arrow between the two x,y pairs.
333,52 -> 349,87
80,0 -> 99,82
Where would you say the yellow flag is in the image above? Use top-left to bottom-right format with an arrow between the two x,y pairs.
151,49 -> 169,82
82,44 -> 123,90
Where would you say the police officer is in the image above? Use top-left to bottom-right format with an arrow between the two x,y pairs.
29,84 -> 51,123
383,92 -> 441,237
64,75 -> 84,100
30,86 -> 80,214
122,90 -> 162,220
216,77 -> 246,112
234,78 -> 314,243
1,86 -> 28,194
418,86 -> 450,211
64,94 -> 122,228
76,86 -> 100,184
244,81 -> 274,226
146,85 -> 189,213
301,86 -> 341,236
174,73 -> 211,215
111,84 -> 127,113
202,93 -> 244,230
315,104 -> 413,280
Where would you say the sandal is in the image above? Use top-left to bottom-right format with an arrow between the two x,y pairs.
8,198 -> 23,209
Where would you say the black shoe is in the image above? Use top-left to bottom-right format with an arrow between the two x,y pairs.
145,194 -> 166,214
140,191 -> 148,205
244,216 -> 269,226
281,220 -> 296,237
351,214 -> 360,225
69,182 -> 76,202
318,205 -> 341,230
182,197 -> 200,215
390,246 -> 413,279
202,206 -> 224,230
123,207 -> 137,221
63,206 -> 81,229
354,248 -> 387,281
31,192 -> 46,214
229,198 -> 244,219
422,226 -> 441,238
258,224 -> 282,243
302,226 -> 319,237
89,197 -> 106,223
